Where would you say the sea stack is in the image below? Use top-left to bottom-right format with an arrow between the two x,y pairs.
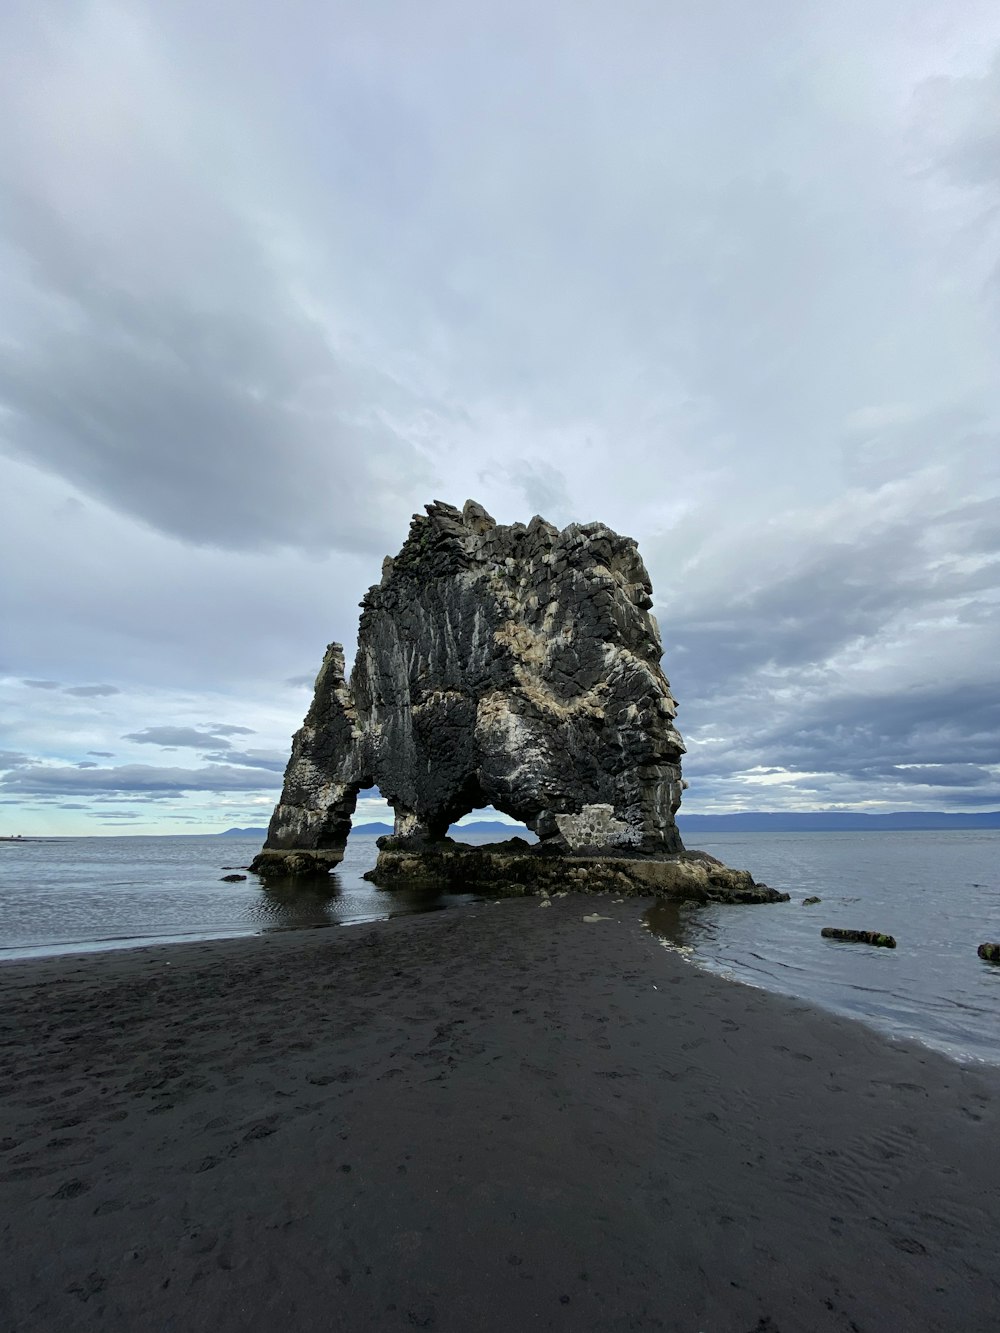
251,500 -> 786,903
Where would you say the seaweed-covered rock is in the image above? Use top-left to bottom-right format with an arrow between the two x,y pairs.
364,841 -> 789,904
978,942 -> 1000,963
250,499 -> 775,904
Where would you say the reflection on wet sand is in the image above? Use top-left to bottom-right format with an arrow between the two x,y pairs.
249,872 -> 344,930
247,869 -> 480,932
641,898 -> 694,950
380,882 -> 480,918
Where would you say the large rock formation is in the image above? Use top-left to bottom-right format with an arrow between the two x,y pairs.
251,500 -> 785,904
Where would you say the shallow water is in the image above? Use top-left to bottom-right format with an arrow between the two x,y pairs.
647,831 -> 1000,1065
0,832 -> 481,958
0,828 -> 998,1064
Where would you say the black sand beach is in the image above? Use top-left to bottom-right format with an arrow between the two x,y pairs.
1,895 -> 998,1332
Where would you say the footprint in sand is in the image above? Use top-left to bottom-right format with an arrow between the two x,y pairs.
52,1178 -> 90,1199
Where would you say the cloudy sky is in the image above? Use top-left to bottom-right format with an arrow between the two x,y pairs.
2,0 -> 999,835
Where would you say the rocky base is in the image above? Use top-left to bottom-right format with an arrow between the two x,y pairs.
362,840 -> 790,905
250,848 -> 346,877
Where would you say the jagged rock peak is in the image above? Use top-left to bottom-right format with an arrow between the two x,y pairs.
252,499 -> 688,875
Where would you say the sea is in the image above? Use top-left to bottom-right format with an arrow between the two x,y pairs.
1,830 -> 997,1066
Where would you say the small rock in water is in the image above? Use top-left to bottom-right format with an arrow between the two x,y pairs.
821,927 -> 896,948
220,873 -> 247,882
802,896 -> 821,906
977,942 -> 1000,963
582,913 -> 612,923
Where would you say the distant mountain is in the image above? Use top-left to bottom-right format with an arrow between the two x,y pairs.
221,812 -> 1000,838
218,820 -> 530,838
452,821 -> 532,835
677,811 -> 1000,833
352,821 -> 532,836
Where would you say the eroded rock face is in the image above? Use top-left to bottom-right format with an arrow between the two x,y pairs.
252,500 -> 688,874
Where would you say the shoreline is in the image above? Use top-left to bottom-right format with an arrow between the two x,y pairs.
2,895 -> 1000,1330
5,898 -> 997,1072
0,927 -> 264,964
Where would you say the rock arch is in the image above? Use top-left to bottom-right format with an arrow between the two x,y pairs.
251,501 -> 787,904
251,499 -> 686,875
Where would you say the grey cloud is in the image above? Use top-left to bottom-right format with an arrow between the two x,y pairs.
209,725 -> 256,737
0,0 -> 911,561
0,751 -> 32,769
87,751 -> 114,757
0,186 -> 431,555
1,764 -> 282,795
2,3 -> 999,824
200,749 -> 287,772
123,727 -> 233,749
63,684 -> 120,697
914,56 -> 1000,190
680,680 -> 1000,816
887,765 -> 993,787
764,683 -> 1000,774
479,460 -> 572,526
23,679 -> 60,690
665,493 -> 1000,703
76,761 -> 98,769
88,791 -> 180,803
285,675 -> 314,688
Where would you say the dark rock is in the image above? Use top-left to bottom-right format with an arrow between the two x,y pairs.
220,873 -> 247,882
978,943 -> 1000,963
802,896 -> 822,906
251,500 -> 776,904
821,927 -> 896,948
364,843 -> 789,904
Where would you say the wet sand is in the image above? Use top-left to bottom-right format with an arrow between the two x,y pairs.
1,894 -> 998,1332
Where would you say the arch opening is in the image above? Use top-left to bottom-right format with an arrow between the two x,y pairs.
344,785 -> 396,839
447,805 -> 535,845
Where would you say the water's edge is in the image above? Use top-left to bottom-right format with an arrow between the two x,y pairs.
1,831 -> 997,1067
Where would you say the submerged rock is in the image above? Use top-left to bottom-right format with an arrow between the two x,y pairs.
821,927 -> 897,948
251,499 -> 780,904
802,896 -> 822,906
978,943 -> 1000,963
